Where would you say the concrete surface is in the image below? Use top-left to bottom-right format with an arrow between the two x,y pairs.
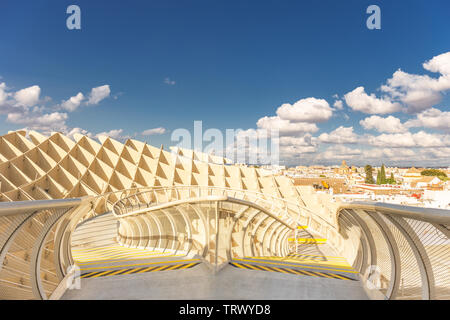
62,263 -> 369,300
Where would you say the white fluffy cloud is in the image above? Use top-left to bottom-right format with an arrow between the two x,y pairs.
256,116 -> 318,135
278,135 -> 318,156
87,85 -> 111,105
164,77 -> 175,85
423,51 -> 450,75
399,87 -> 441,112
367,131 -> 450,148
258,53 -> 450,165
0,82 -> 8,105
14,85 -> 41,107
66,127 -> 93,139
316,145 -> 362,161
142,127 -> 166,135
6,111 -> 68,132
405,107 -> 450,131
333,99 -> 343,110
0,78 -> 123,139
413,131 -> 450,147
318,126 -> 359,144
343,52 -> 450,116
276,97 -> 333,123
95,128 -> 130,140
426,147 -> 450,159
362,147 -> 417,160
382,70 -> 444,113
279,135 -> 316,147
344,86 -> 402,114
381,52 -> 450,113
360,115 -> 407,133
60,84 -> 110,111
61,92 -> 85,111
280,144 -> 317,156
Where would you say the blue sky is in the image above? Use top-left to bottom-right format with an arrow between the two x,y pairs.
1,0 -> 450,166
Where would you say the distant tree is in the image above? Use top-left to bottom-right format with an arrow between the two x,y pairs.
390,172 -> 395,183
387,172 -> 396,184
421,169 -> 447,180
380,164 -> 387,184
365,165 -> 375,184
376,169 -> 381,185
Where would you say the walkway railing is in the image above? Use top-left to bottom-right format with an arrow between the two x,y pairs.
0,187 -> 159,300
112,186 -> 301,266
113,185 -> 335,240
0,198 -> 85,300
333,202 -> 450,300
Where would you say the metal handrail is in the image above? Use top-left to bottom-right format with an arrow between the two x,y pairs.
113,194 -> 293,230
113,186 -> 294,218
112,185 -> 331,224
334,203 -> 450,300
0,198 -> 86,300
339,201 -> 450,225
115,186 -> 296,209
0,198 -> 82,217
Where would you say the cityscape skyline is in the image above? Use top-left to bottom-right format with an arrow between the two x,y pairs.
0,1 -> 449,167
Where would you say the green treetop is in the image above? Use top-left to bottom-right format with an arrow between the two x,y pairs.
365,165 -> 375,184
376,169 -> 381,184
379,164 -> 387,184
421,169 -> 447,180
388,172 -> 396,184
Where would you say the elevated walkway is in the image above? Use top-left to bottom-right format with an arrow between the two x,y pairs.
62,209 -> 367,299
0,189 -> 448,300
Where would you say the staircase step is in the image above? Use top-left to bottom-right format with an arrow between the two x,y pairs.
229,261 -> 358,281
244,255 -> 353,269
232,257 -> 358,279
79,259 -> 202,279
